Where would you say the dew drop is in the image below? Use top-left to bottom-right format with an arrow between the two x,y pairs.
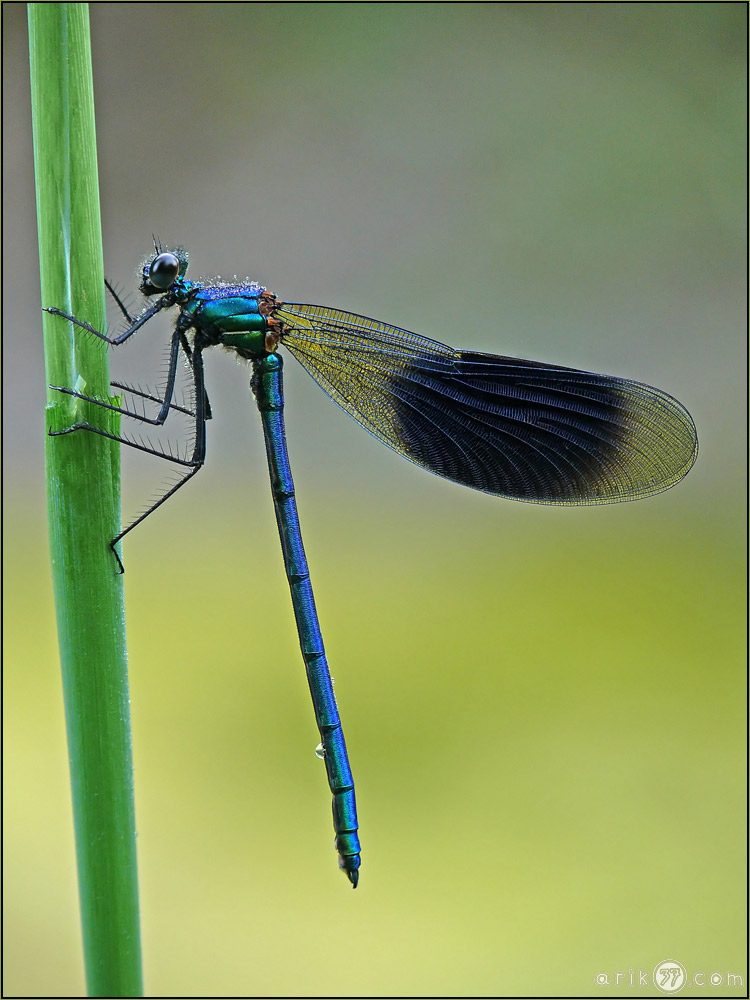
315,742 -> 326,759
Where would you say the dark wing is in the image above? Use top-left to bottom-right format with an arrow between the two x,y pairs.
277,303 -> 697,504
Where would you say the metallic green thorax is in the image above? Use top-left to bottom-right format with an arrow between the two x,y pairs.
182,285 -> 271,355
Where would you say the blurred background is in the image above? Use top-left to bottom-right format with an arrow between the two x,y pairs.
3,3 -> 746,997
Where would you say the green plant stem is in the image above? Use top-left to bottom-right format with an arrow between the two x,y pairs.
28,4 -> 143,996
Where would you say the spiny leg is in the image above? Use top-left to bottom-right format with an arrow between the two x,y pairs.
104,293 -> 212,418
44,295 -> 168,346
49,344 -> 210,573
46,287 -> 212,420
49,325 -> 186,426
49,385 -> 193,424
178,330 -> 212,420
105,287 -> 211,419
110,342 -> 209,569
109,381 -> 195,418
104,276 -> 209,417
105,277 -> 136,324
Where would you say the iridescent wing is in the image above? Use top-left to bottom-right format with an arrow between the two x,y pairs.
277,303 -> 697,503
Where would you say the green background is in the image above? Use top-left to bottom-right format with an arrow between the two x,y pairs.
3,3 -> 746,997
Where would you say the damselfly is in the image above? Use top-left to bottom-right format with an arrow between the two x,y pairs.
46,244 -> 698,887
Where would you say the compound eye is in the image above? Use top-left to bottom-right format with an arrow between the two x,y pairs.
149,252 -> 180,290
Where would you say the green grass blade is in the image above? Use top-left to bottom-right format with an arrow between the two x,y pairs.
28,4 -> 143,996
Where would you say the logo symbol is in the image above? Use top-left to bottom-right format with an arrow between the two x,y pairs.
654,959 -> 687,994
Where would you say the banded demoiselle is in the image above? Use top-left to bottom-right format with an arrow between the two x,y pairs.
46,244 -> 698,887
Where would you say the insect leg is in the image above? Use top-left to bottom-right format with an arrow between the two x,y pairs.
179,330 -> 212,420
49,324 -> 185,426
44,294 -> 169,346
105,277 -> 136,324
49,344 -> 210,573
